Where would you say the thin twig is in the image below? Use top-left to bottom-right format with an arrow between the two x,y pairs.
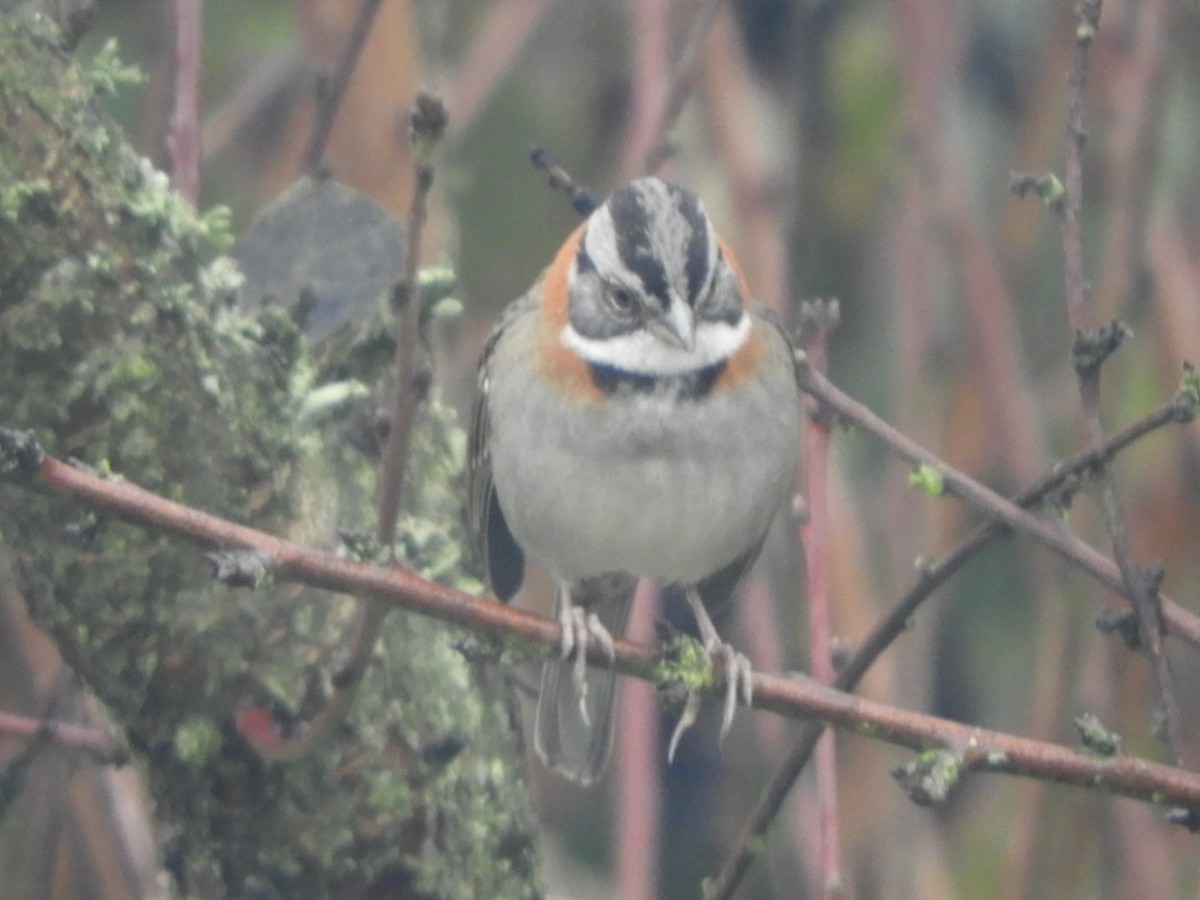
529,145 -> 598,216
442,0 -> 555,146
619,0 -> 669,180
301,0 -> 386,172
6,434 -> 1200,817
1093,0 -> 1166,321
626,0 -> 728,176
240,92 -> 448,761
1061,0 -> 1099,337
169,0 -> 202,205
849,398 -> 1194,684
797,361 -> 1200,647
0,709 -> 126,766
1059,0 -> 1189,767
706,385 -> 1198,899
797,302 -> 846,899
376,92 -> 447,547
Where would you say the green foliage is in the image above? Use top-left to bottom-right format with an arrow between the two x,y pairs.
908,463 -> 946,497
1,177 -> 51,223
83,37 -> 143,96
174,716 -> 224,767
0,13 -> 536,898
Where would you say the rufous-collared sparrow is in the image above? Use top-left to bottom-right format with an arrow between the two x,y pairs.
468,176 -> 800,784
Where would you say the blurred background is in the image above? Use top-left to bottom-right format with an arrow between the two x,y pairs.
5,0 -> 1200,897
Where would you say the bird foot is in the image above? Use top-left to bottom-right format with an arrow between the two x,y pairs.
558,602 -> 615,728
665,637 -> 754,763
713,640 -> 754,740
665,589 -> 755,761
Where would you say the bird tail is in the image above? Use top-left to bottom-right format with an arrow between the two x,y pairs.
534,575 -> 637,784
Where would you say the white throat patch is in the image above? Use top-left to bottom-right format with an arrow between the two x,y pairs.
561,312 -> 750,376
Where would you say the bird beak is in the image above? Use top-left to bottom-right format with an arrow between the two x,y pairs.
649,298 -> 696,351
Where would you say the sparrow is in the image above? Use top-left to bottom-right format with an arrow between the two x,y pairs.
468,176 -> 800,784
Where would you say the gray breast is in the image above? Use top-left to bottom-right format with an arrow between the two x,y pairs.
487,340 -> 798,583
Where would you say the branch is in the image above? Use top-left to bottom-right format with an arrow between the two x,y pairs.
236,93 -> 449,763
0,709 -> 126,766
375,91 -> 447,549
796,301 -> 846,898
6,430 -> 1200,818
1058,0 -> 1189,766
301,0 -> 386,171
707,371 -> 1199,899
529,145 -> 598,215
795,359 -> 1200,648
169,0 -> 202,205
624,0 -> 728,176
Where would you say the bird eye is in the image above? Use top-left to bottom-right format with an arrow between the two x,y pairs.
609,284 -> 636,314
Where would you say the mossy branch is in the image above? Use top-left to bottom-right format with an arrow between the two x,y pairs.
0,14 -> 537,899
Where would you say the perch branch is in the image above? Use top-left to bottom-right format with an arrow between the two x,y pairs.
4,431 -> 1200,821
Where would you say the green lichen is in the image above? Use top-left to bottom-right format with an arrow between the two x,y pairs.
0,12 -> 537,899
174,716 -> 224,767
1175,362 -> 1200,421
892,748 -> 963,806
84,37 -> 144,97
1,177 -> 52,223
1074,712 -> 1122,758
124,157 -> 235,256
655,633 -> 716,694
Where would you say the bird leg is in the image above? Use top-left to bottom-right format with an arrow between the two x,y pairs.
667,587 -> 754,757
557,589 -> 616,727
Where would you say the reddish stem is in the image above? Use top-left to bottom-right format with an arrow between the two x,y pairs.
1059,0 -> 1189,767
169,0 -> 202,205
0,709 -> 124,764
800,316 -> 846,898
616,580 -> 662,900
301,0 -> 386,171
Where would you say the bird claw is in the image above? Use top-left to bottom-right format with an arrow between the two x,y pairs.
666,589 -> 756,759
667,690 -> 701,764
558,603 -> 615,728
715,642 -> 754,741
665,638 -> 754,759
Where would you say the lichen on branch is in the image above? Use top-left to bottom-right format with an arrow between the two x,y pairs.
0,13 -> 536,899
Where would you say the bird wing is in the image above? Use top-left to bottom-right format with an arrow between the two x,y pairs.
467,290 -> 539,601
